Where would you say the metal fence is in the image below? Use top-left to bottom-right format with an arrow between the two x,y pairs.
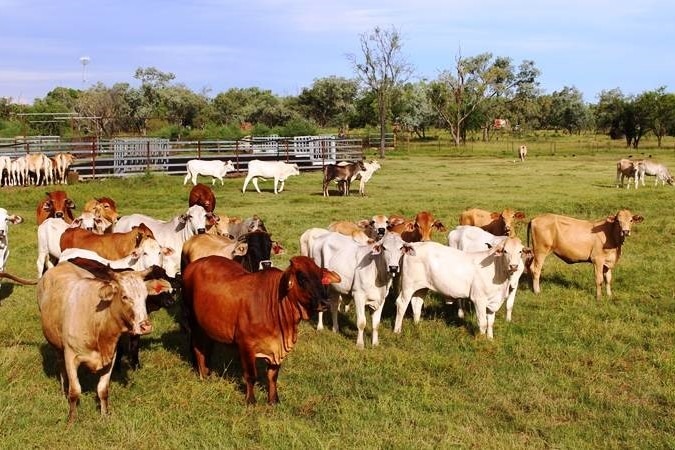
0,135 -> 365,181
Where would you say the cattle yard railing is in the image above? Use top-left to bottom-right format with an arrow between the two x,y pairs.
0,136 -> 365,181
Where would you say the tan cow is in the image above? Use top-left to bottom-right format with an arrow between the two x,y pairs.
527,209 -> 643,299
83,197 -> 119,230
38,259 -> 172,423
459,208 -> 526,237
181,233 -> 248,271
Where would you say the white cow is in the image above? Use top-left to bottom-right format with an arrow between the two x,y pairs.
518,145 -> 528,162
36,212 -> 109,277
636,159 -> 674,187
0,208 -> 24,286
394,237 -> 529,339
0,156 -> 11,186
351,160 -> 381,196
58,238 -> 177,277
299,227 -> 330,258
242,159 -> 300,194
10,156 -> 27,186
183,159 -> 236,186
113,204 -> 209,273
53,152 -> 76,185
312,231 -> 409,348
447,225 -> 525,322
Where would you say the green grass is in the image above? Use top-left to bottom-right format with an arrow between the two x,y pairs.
1,143 -> 674,449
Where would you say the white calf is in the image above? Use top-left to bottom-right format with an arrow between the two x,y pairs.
351,160 -> 381,196
242,159 -> 300,194
394,238 -> 529,339
1,208 -> 24,285
447,225 -> 525,322
183,159 -> 236,186
518,145 -> 528,162
637,160 -> 674,187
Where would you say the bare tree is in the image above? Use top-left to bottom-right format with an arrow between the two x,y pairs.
348,26 -> 413,158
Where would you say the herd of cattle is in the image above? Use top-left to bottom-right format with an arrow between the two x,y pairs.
0,152 -> 663,424
0,152 -> 76,187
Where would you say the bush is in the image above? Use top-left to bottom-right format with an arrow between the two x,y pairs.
274,118 -> 318,137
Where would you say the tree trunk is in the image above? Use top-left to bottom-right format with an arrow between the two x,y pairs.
378,91 -> 386,158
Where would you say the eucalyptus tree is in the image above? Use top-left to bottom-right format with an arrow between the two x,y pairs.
594,89 -> 648,148
549,86 -> 592,134
348,25 -> 413,157
297,76 -> 358,127
429,52 -> 539,146
392,81 -> 436,139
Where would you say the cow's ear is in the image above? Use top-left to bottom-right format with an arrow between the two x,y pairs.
522,247 -> 533,258
356,219 -> 370,228
97,283 -> 117,306
514,211 -> 526,220
371,244 -> 382,255
401,244 -> 416,256
66,199 -> 76,209
135,232 -> 144,247
433,220 -> 447,231
129,248 -> 142,261
272,241 -> 285,255
388,216 -> 405,227
490,212 -> 500,220
321,268 -> 341,285
145,279 -> 173,296
179,214 -> 189,224
632,215 -> 644,223
42,201 -> 52,211
8,215 -> 23,224
404,222 -> 415,232
161,246 -> 175,256
234,243 -> 248,256
69,218 -> 82,228
606,215 -> 617,223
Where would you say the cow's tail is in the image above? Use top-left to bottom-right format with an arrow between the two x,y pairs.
0,271 -> 38,285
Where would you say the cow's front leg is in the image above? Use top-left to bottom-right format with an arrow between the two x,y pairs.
604,266 -> 612,298
353,293 -> 367,349
593,263 -> 604,300
239,349 -> 257,405
266,364 -> 280,404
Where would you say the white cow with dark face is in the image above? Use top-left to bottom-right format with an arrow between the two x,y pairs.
394,237 -> 530,339
311,231 -> 410,348
242,159 -> 300,194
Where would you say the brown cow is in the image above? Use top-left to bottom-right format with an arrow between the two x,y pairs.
36,191 -> 76,225
182,255 -> 340,404
322,161 -> 366,196
59,223 -> 155,260
328,214 -> 390,241
616,158 -> 643,189
83,197 -> 119,231
527,209 -> 644,299
459,208 -> 526,237
388,211 -> 447,242
188,183 -> 216,213
38,258 -> 172,423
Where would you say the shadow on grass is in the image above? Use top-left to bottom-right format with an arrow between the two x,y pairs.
0,283 -> 16,302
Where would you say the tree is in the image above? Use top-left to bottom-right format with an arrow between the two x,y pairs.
429,52 -> 539,146
548,86 -> 592,134
297,76 -> 358,127
348,26 -> 413,157
594,89 -> 647,148
636,87 -> 675,147
392,81 -> 436,139
75,83 -> 132,138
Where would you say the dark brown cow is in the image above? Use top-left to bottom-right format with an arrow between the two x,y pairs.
322,161 -> 366,197
527,209 -> 644,299
388,211 -> 447,242
459,208 -> 526,237
36,191 -> 76,225
188,183 -> 216,213
60,223 -> 155,260
182,255 -> 340,404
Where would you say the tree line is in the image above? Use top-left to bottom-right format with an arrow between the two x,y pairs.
1,26 -> 674,154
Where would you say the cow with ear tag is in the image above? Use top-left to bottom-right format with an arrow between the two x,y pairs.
182,255 -> 340,405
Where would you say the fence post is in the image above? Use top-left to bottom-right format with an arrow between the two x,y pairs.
91,138 -> 97,180
197,140 -> 201,159
146,140 -> 151,172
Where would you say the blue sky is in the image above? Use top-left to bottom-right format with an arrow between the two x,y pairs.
1,0 -> 674,104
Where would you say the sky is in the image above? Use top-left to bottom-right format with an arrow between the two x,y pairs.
1,0 -> 674,104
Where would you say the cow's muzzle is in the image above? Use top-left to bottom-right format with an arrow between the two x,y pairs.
55,212 -> 64,218
197,228 -> 206,234
135,320 -> 153,335
377,228 -> 386,238
388,266 -> 399,275
621,230 -> 631,238
259,260 -> 272,270
508,264 -> 520,274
